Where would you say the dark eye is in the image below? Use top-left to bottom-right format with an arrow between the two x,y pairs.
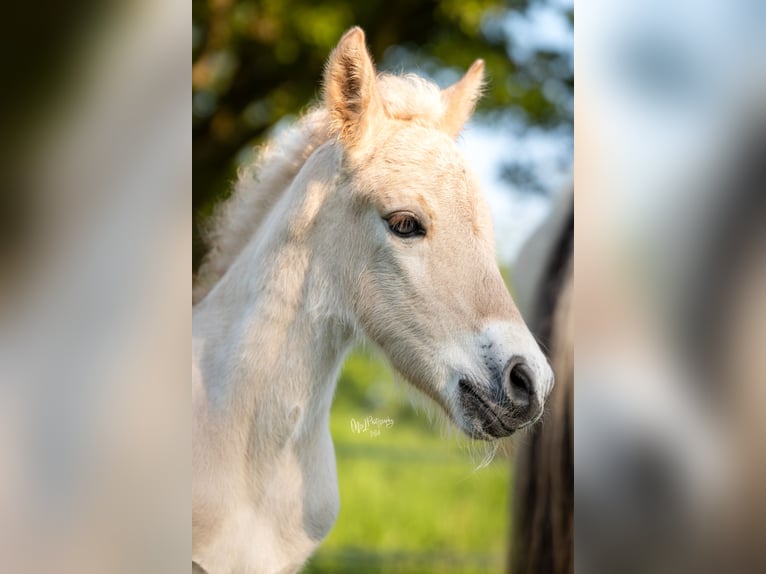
386,212 -> 425,238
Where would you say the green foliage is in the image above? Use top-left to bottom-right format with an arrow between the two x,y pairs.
192,0 -> 573,270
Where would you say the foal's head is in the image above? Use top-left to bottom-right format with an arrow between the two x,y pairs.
320,28 -> 553,438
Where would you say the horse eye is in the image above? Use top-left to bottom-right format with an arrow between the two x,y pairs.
386,212 -> 424,239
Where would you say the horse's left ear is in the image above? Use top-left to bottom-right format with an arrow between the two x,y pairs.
324,27 -> 385,146
440,59 -> 485,138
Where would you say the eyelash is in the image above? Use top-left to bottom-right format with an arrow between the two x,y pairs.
385,212 -> 426,239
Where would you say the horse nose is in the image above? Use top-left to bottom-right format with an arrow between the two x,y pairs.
503,357 -> 548,418
507,361 -> 533,407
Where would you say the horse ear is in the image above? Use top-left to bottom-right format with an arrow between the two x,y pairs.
323,27 -> 384,145
440,59 -> 485,138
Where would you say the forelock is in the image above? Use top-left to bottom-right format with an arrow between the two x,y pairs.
377,73 -> 447,128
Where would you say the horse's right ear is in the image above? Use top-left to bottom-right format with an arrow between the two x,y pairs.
323,27 -> 384,145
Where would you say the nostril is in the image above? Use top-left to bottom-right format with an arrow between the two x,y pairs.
507,361 -> 534,408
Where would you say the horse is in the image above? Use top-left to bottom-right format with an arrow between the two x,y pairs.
192,27 -> 553,574
509,191 -> 573,574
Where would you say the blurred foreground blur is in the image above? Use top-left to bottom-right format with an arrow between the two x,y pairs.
577,1 -> 766,572
0,0 -> 189,572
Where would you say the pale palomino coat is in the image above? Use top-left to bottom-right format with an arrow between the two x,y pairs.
192,27 -> 553,574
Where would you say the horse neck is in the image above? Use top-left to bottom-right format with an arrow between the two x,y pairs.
195,149 -> 354,456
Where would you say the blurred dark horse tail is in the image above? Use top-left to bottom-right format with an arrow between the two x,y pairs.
509,192 -> 573,574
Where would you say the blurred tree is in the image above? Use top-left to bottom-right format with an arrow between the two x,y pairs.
192,0 -> 573,270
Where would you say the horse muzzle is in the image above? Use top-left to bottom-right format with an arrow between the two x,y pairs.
458,357 -> 551,439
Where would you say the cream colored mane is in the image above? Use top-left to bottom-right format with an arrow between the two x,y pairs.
193,73 -> 451,304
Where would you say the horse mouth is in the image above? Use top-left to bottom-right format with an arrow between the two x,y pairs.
458,379 -> 518,440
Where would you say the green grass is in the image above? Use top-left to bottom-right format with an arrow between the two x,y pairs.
304,349 -> 512,573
